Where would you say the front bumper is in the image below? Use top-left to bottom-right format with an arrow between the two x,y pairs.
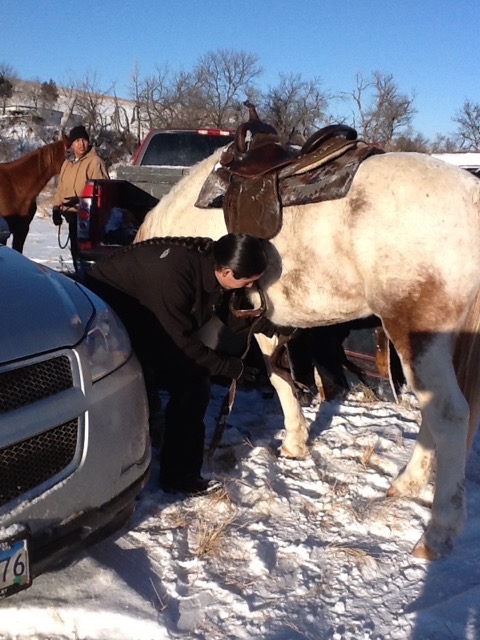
29,467 -> 150,578
0,348 -> 152,593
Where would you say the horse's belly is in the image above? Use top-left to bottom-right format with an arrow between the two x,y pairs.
264,280 -> 371,328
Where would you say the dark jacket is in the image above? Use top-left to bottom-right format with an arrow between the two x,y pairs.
89,241 -> 244,380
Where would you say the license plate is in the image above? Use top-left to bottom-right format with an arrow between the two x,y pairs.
0,529 -> 31,599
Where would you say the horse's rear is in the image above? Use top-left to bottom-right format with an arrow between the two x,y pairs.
346,153 -> 480,557
135,148 -> 480,557
252,155 -> 480,559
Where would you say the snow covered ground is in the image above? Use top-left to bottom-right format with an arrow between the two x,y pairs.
1,214 -> 480,640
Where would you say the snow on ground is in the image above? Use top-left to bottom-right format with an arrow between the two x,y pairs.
1,214 -> 480,640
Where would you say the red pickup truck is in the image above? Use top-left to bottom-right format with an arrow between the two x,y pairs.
76,128 -> 234,275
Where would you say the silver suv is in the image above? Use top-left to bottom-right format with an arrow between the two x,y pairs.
0,246 -> 151,599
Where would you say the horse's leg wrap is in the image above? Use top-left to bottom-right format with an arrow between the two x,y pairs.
255,333 -> 310,458
269,333 -> 315,405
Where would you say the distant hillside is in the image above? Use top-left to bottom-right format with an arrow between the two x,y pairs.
0,79 -> 139,163
6,80 -> 135,128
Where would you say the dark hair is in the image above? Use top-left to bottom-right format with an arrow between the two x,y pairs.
213,233 -> 267,278
127,236 -> 213,253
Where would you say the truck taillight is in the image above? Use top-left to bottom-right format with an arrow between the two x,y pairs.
196,128 -> 232,136
78,200 -> 91,241
81,182 -> 95,198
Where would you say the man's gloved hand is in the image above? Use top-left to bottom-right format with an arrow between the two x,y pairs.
237,365 -> 260,384
52,207 -> 63,226
63,196 -> 79,208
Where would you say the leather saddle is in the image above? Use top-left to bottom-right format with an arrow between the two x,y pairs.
195,103 -> 383,239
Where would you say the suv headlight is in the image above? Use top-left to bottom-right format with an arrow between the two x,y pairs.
85,297 -> 132,382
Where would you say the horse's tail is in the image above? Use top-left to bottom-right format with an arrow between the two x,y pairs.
454,289 -> 480,448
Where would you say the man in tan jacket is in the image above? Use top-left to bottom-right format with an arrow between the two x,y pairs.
52,125 -> 109,269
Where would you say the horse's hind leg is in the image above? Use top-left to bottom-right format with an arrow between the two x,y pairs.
384,325 -> 469,558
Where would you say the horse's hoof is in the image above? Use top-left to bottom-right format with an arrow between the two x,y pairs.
412,531 -> 453,560
278,445 -> 308,460
386,479 -> 424,499
411,543 -> 438,561
386,485 -> 399,497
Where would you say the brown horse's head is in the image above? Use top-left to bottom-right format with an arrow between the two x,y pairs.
54,130 -> 71,151
62,130 -> 71,150
47,134 -> 69,174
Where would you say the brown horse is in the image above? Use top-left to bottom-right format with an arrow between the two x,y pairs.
0,133 -> 69,252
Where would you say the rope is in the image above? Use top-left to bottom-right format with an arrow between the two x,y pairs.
57,222 -> 70,249
207,309 -> 265,464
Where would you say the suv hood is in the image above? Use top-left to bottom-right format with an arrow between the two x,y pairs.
0,247 -> 94,363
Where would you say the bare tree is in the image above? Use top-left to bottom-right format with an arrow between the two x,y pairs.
24,78 -> 41,110
67,71 -> 113,138
9,57 -> 463,165
136,65 -> 170,129
0,62 -> 16,114
26,78 -> 59,112
110,91 -> 131,133
260,73 -> 330,141
40,79 -> 59,109
430,133 -> 460,153
126,51 -> 261,134
192,49 -> 262,127
389,131 -> 431,152
453,100 -> 480,149
60,95 -> 77,130
127,63 -> 144,143
347,71 -> 416,148
165,70 -> 209,126
136,65 -> 201,129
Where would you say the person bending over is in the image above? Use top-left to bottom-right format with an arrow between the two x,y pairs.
86,233 -> 268,495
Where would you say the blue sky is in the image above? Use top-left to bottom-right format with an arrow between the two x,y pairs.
2,0 -> 479,139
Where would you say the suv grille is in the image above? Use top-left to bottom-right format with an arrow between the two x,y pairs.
0,356 -> 73,414
0,419 -> 78,507
0,355 -> 78,507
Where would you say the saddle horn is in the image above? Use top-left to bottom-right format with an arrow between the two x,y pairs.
235,100 -> 278,154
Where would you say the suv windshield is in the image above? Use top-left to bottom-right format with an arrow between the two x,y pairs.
139,131 -> 233,167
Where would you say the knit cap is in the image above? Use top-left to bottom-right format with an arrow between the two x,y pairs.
69,125 -> 90,144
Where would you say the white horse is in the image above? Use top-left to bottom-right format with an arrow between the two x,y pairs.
136,147 -> 480,559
